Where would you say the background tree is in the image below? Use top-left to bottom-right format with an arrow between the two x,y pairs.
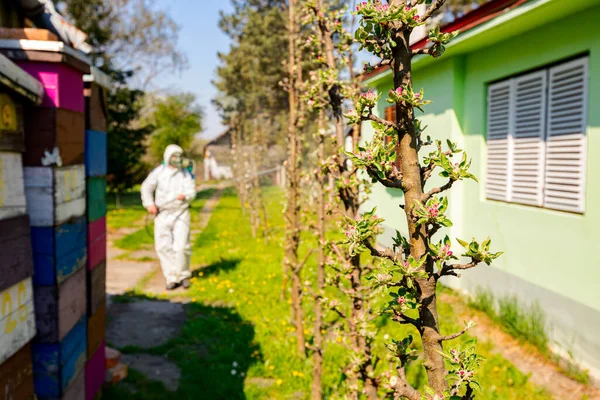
106,87 -> 153,207
145,92 -> 203,163
56,0 -> 186,200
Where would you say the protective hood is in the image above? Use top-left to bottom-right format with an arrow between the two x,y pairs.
163,144 -> 184,166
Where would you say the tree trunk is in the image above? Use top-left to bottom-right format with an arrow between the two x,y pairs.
284,0 -> 305,357
312,112 -> 326,400
394,30 -> 447,394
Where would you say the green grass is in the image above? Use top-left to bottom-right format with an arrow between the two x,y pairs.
105,188 -> 550,399
469,287 -> 590,385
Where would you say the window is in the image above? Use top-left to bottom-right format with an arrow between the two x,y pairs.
485,57 -> 589,213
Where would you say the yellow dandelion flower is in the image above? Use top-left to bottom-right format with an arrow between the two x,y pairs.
276,379 -> 283,386
336,336 -> 342,343
268,365 -> 275,371
199,272 -> 204,277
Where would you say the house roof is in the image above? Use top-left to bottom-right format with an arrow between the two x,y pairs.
361,0 -> 527,83
361,0 -> 598,86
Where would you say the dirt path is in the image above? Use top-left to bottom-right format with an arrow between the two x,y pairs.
105,185 -> 225,393
442,292 -> 600,400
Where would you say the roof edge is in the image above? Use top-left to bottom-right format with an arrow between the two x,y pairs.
0,52 -> 43,103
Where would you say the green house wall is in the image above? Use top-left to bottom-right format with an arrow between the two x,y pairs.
362,0 -> 600,376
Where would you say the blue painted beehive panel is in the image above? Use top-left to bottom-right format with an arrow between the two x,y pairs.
84,130 -> 107,177
31,216 -> 87,286
32,317 -> 87,399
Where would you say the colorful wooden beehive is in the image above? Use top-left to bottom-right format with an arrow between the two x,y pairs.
0,51 -> 44,400
32,317 -> 87,399
83,67 -> 110,400
0,38 -> 91,400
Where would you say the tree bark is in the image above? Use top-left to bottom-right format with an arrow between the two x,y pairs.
312,112 -> 326,400
393,30 -> 447,393
285,0 -> 305,357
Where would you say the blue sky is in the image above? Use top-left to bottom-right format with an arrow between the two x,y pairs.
153,0 -> 234,140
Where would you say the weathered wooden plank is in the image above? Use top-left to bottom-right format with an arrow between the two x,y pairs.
0,342 -> 35,400
85,342 -> 104,400
18,62 -> 84,113
86,177 -> 106,222
31,217 -> 87,286
0,91 -> 25,152
84,83 -> 107,133
0,152 -> 26,220
24,165 -> 86,227
34,268 -> 86,344
0,214 -> 33,292
62,367 -> 85,400
86,301 -> 105,359
84,130 -> 106,177
23,107 -> 85,167
32,317 -> 86,399
1,49 -> 91,75
0,278 -> 36,365
0,28 -> 59,41
87,216 -> 106,270
87,262 -> 105,317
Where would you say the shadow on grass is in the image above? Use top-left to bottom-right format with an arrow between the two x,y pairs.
194,258 -> 241,278
104,292 -> 259,400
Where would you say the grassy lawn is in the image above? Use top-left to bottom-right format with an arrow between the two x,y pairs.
106,187 -> 549,399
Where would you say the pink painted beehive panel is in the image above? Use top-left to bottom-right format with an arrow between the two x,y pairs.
87,216 -> 106,270
85,342 -> 105,400
18,62 -> 84,113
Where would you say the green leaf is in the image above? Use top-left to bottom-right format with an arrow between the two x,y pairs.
457,238 -> 469,248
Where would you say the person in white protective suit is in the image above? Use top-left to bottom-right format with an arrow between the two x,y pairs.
141,144 -> 196,290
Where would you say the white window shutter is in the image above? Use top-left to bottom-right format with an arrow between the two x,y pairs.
544,58 -> 588,213
510,71 -> 547,206
486,81 -> 513,201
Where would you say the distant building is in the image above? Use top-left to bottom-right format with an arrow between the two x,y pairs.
203,130 -> 233,180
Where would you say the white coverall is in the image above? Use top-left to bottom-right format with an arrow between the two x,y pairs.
141,145 -> 196,285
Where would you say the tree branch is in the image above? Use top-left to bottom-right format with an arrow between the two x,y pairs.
293,249 -> 314,273
365,166 -> 405,190
421,0 -> 448,22
440,324 -> 474,342
423,179 -> 455,201
422,162 -> 436,182
389,375 -> 420,400
439,260 -> 479,278
392,309 -> 420,329
364,113 -> 399,131
363,240 -> 400,263
412,47 -> 430,57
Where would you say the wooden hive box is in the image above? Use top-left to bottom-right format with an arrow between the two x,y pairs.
86,301 -> 105,359
84,82 -> 107,133
34,267 -> 86,344
0,91 -> 24,152
18,62 -> 84,113
85,342 -> 105,400
84,130 -> 106,177
31,216 -> 87,286
0,342 -> 35,400
0,278 -> 36,365
86,177 -> 106,222
23,107 -> 85,167
32,317 -> 86,399
24,165 -> 86,227
87,261 -> 105,317
0,151 -> 26,220
0,214 -> 34,292
87,216 -> 106,270
61,367 -> 85,400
